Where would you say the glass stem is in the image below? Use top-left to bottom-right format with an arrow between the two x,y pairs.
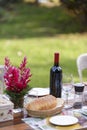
66,92 -> 69,105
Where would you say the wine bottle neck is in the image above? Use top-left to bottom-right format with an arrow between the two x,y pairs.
54,52 -> 59,66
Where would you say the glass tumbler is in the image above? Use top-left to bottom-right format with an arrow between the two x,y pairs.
73,83 -> 84,109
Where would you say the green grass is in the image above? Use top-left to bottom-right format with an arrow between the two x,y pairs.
0,2 -> 87,88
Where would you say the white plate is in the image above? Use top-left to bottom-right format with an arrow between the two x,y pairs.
49,115 -> 78,126
28,88 -> 49,96
81,107 -> 87,116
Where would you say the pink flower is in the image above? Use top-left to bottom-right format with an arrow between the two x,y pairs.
4,57 -> 32,93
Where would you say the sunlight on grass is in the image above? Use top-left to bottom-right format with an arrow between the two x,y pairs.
0,34 -> 87,87
0,2 -> 87,88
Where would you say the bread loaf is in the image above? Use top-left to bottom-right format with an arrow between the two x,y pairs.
26,95 -> 57,111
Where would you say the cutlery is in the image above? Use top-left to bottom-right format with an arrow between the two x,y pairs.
75,127 -> 87,130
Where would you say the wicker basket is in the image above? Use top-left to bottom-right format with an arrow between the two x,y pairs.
26,98 -> 64,117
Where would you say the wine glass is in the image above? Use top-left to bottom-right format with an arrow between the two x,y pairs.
62,73 -> 73,109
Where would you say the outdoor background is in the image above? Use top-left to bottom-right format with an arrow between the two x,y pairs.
0,0 -> 87,88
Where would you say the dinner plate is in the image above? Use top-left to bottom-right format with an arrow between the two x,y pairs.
49,115 -> 78,126
26,98 -> 64,117
81,107 -> 87,116
28,88 -> 49,96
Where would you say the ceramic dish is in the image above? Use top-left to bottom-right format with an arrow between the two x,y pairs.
49,115 -> 78,126
81,107 -> 87,116
28,88 -> 49,97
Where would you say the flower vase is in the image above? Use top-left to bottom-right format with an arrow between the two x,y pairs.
10,96 -> 24,109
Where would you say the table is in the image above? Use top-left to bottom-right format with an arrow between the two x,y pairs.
0,109 -> 87,130
0,110 -> 34,130
0,107 -> 87,130
0,91 -> 87,130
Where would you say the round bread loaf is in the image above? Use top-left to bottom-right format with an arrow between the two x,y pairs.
26,95 -> 57,111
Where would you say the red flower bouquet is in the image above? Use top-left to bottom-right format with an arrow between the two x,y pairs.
4,57 -> 32,108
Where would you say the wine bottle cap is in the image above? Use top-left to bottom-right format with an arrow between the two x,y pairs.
54,52 -> 59,64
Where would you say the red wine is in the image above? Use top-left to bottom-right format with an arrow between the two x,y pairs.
49,52 -> 62,98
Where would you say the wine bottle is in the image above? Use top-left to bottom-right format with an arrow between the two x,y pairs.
49,52 -> 62,98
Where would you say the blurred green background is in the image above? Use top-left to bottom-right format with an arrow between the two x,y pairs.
0,0 -> 87,88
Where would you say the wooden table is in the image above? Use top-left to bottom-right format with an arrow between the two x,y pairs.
0,110 -> 34,130
1,90 -> 87,130
0,108 -> 87,130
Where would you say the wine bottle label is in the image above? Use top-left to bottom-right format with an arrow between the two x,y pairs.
50,71 -> 62,98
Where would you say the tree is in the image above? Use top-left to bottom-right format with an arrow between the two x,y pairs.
35,0 -> 39,4
60,0 -> 87,23
0,0 -> 23,7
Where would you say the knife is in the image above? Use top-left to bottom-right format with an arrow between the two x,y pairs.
75,127 -> 87,130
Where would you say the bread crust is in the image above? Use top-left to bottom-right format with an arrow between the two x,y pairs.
26,95 -> 57,111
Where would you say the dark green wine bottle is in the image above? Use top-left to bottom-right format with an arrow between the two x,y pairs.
49,52 -> 62,98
